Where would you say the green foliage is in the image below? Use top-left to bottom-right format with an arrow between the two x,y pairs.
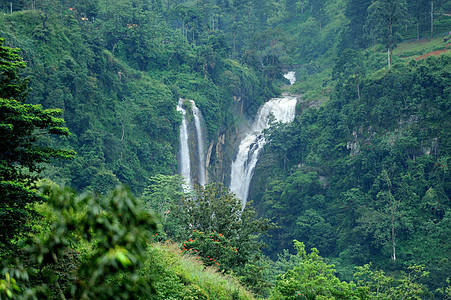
259,171 -> 331,256
0,38 -> 28,100
174,183 -> 244,237
339,0 -> 372,50
0,98 -> 73,175
271,240 -> 363,299
145,242 -> 256,300
0,271 -> 20,299
2,0 -> 451,297
2,184 -> 157,299
166,182 -> 276,294
0,181 -> 46,254
0,40 -> 74,256
365,0 -> 409,66
181,230 -> 239,270
270,241 -> 433,299
354,264 -> 429,299
256,54 -> 451,293
171,183 -> 275,267
0,0 -> 282,194
141,174 -> 184,224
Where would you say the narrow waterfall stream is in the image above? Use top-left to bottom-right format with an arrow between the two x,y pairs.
177,100 -> 207,189
230,95 -> 297,206
177,101 -> 192,189
191,100 -> 206,186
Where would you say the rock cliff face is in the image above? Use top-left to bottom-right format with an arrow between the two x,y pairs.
204,96 -> 248,187
205,130 -> 238,186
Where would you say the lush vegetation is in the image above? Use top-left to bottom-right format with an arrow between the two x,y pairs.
254,54 -> 450,293
1,0 -> 450,298
0,0 -> 282,195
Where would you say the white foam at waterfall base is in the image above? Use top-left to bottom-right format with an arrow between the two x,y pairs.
177,101 -> 191,190
230,95 -> 297,207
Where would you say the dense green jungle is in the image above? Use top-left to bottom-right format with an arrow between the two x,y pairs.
1,0 -> 450,299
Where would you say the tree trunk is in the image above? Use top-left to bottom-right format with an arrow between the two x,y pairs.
417,16 -> 420,41
356,83 -> 361,100
181,18 -> 185,37
388,16 -> 393,68
430,1 -> 434,38
42,12 -> 48,30
388,48 -> 391,68
384,171 -> 397,262
232,10 -> 236,59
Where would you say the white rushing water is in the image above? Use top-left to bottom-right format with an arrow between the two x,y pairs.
230,94 -> 297,207
191,100 -> 206,186
284,71 -> 296,85
177,100 -> 207,189
177,101 -> 191,189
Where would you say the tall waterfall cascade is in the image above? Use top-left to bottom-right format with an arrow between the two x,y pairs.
177,100 -> 207,189
230,73 -> 297,207
230,95 -> 297,206
177,101 -> 192,189
191,100 -> 206,186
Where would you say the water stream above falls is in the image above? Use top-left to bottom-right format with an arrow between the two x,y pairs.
284,71 -> 296,85
230,94 -> 297,207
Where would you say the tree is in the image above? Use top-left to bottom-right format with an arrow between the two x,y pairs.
0,38 -> 29,101
354,263 -> 429,299
141,174 -> 184,224
285,0 -> 298,20
1,184 -> 157,299
332,48 -> 366,100
408,0 -> 430,41
170,183 -> 276,270
340,0 -> 372,49
365,0 -> 409,67
0,40 -> 74,256
310,0 -> 326,28
271,240 -> 364,299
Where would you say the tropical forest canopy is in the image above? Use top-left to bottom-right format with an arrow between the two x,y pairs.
0,0 -> 450,299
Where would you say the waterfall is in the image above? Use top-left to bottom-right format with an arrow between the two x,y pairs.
230,94 -> 297,207
284,71 -> 296,85
177,100 -> 207,189
191,100 -> 206,186
177,101 -> 191,189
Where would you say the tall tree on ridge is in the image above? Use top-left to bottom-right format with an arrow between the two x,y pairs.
365,0 -> 409,67
408,0 -> 430,41
341,0 -> 372,50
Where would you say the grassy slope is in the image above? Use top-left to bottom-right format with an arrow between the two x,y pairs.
394,36 -> 451,61
146,242 -> 256,300
287,35 -> 451,104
